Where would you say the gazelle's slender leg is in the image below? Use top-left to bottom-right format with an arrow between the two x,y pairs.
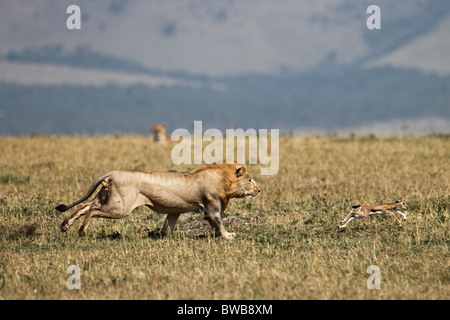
340,210 -> 356,224
397,211 -> 407,221
384,210 -> 403,226
339,215 -> 362,228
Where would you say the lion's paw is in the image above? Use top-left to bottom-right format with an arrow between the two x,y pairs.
221,232 -> 237,240
60,220 -> 70,232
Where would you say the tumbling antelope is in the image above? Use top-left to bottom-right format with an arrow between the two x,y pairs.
339,198 -> 407,229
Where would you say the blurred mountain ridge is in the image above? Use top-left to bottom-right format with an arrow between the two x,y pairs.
1,0 -> 450,76
0,0 -> 449,135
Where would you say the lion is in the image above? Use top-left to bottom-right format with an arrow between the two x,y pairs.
56,164 -> 261,240
152,123 -> 171,144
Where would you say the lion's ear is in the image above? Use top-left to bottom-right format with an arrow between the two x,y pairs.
235,165 -> 247,178
162,123 -> 167,129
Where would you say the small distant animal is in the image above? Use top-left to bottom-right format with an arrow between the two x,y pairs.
339,198 -> 407,229
152,123 -> 171,143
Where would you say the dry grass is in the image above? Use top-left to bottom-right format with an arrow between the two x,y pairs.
0,134 -> 448,299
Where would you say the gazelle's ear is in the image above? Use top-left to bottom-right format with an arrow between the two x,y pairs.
395,197 -> 400,203
235,165 -> 247,178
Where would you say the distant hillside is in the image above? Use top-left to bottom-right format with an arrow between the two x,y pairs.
1,0 -> 450,76
0,65 -> 448,135
0,45 -> 209,81
1,1 -> 449,135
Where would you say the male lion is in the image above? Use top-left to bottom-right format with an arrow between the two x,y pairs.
56,164 -> 260,240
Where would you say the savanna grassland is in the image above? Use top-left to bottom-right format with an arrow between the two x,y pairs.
0,134 -> 448,300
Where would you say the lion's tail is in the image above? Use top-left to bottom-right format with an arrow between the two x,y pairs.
55,172 -> 112,212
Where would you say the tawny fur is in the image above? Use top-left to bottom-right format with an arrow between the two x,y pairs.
57,164 -> 261,240
152,123 -> 171,144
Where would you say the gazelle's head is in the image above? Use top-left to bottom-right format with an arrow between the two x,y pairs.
395,197 -> 407,209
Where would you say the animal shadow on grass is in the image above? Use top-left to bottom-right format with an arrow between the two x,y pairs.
0,222 -> 41,240
147,213 -> 269,240
147,228 -> 164,239
336,225 -> 367,234
95,230 -> 125,240
147,227 -> 212,240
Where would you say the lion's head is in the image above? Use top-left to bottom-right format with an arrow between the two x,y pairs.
225,164 -> 261,199
191,163 -> 261,201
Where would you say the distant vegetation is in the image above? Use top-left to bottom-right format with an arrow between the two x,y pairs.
0,46 -> 449,135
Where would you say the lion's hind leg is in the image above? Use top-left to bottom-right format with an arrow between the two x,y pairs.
78,209 -> 128,237
60,203 -> 91,232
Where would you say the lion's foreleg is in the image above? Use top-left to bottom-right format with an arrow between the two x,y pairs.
205,211 -> 236,240
161,214 -> 180,237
